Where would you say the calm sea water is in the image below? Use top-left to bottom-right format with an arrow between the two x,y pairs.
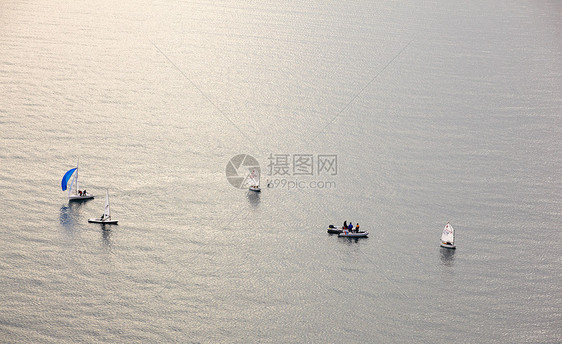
1,0 -> 560,343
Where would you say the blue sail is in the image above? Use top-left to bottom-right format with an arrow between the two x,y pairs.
61,168 -> 77,191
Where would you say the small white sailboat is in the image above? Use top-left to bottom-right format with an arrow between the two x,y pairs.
248,169 -> 261,192
440,222 -> 456,249
88,190 -> 118,225
61,159 -> 94,200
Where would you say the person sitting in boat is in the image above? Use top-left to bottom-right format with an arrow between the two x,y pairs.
79,190 -> 82,196
343,220 -> 347,229
348,223 -> 353,231
83,189 -> 87,196
356,223 -> 360,232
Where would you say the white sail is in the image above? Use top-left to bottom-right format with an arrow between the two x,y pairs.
441,223 -> 454,244
249,169 -> 260,187
103,190 -> 111,219
64,159 -> 94,200
88,189 -> 117,224
69,160 -> 79,196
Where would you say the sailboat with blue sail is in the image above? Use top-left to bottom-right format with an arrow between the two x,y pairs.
61,160 -> 94,200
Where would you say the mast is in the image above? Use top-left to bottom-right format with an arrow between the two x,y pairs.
70,159 -> 79,196
104,190 -> 111,219
75,158 -> 79,194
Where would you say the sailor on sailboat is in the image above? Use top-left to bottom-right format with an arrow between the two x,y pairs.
61,160 -> 94,200
248,169 -> 261,192
88,190 -> 118,224
440,222 -> 456,249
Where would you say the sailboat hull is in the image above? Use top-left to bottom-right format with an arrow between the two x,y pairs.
88,218 -> 118,224
440,243 -> 456,249
249,187 -> 261,192
69,194 -> 94,201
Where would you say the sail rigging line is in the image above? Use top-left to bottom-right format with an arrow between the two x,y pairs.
307,40 -> 413,145
150,41 -> 251,142
357,245 -> 409,299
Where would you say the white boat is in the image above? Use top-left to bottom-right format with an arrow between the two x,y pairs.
338,230 -> 368,238
88,190 -> 118,225
247,169 -> 261,192
440,222 -> 456,249
61,160 -> 94,200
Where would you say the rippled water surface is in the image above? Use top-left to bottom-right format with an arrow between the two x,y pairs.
1,0 -> 560,343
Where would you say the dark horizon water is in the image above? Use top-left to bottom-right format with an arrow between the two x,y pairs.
1,0 -> 561,343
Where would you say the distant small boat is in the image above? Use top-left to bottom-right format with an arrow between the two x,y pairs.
248,169 -> 261,192
440,222 -> 456,249
88,190 -> 118,225
61,159 -> 94,200
327,225 -> 344,234
338,230 -> 368,238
